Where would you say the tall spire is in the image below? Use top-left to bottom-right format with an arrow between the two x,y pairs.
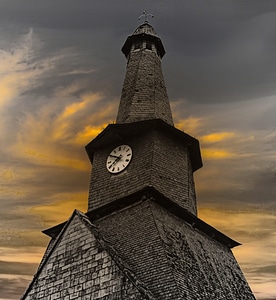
116,21 -> 174,126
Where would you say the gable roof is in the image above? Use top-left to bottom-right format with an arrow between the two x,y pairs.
21,209 -> 155,300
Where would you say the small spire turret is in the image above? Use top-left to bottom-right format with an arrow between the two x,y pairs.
116,22 -> 173,125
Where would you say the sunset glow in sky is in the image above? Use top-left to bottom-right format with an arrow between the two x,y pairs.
0,1 -> 276,299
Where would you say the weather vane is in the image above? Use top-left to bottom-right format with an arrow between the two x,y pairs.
138,10 -> 154,23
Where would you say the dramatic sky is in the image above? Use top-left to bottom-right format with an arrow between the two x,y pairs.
0,1 -> 275,299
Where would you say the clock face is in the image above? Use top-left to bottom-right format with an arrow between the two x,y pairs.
106,145 -> 132,174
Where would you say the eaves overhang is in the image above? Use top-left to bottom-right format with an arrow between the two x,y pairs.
85,187 -> 240,249
43,186 -> 240,249
122,33 -> 166,58
85,119 -> 203,172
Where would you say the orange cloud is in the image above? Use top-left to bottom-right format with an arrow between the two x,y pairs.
201,132 -> 236,143
0,246 -> 46,264
198,131 -> 242,160
29,192 -> 87,227
61,99 -> 88,118
9,88 -> 115,170
201,148 -> 236,159
175,116 -> 204,136
22,148 -> 88,170
1,169 -> 14,181
75,124 -> 107,146
175,119 -> 241,160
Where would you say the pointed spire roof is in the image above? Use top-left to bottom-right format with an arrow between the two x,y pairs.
133,22 -> 157,35
116,22 -> 173,125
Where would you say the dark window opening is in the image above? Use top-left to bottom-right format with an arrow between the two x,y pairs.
134,41 -> 141,49
146,41 -> 152,50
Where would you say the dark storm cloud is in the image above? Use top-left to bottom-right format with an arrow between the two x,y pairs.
0,0 -> 148,31
162,6 -> 276,103
247,170 -> 276,207
196,157 -> 276,210
2,1 -> 276,105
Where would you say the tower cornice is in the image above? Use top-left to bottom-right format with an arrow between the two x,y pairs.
122,32 -> 165,58
42,186 -> 240,249
85,119 -> 203,172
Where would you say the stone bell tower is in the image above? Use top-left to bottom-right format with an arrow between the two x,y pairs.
21,18 -> 256,299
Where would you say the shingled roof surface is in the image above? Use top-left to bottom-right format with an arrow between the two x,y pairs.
21,209 -> 154,300
94,197 -> 254,299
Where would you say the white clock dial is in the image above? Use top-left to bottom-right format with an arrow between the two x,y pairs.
106,145 -> 132,174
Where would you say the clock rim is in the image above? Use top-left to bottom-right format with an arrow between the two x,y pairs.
106,144 -> 132,174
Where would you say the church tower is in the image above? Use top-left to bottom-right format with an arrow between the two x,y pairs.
21,19 -> 256,300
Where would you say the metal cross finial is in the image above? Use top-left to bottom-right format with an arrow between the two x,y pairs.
138,10 -> 154,23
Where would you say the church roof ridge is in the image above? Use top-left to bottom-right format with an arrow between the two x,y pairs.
80,212 -> 156,299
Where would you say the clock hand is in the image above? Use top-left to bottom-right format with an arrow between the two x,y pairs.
109,154 -> 121,159
115,154 -> 123,163
109,155 -> 122,169
109,160 -> 118,169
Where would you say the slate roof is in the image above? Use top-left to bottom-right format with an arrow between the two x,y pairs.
24,189 -> 254,299
22,209 -> 155,300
